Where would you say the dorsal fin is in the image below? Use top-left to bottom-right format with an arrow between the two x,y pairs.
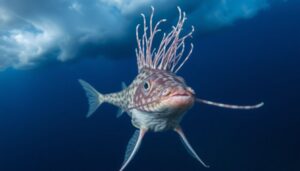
135,7 -> 194,73
120,129 -> 147,171
174,126 -> 210,168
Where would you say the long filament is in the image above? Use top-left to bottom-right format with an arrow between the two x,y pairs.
196,98 -> 264,110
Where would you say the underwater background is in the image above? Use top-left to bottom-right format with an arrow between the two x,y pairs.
0,0 -> 299,171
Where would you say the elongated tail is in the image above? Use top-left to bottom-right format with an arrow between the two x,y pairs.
78,79 -> 104,118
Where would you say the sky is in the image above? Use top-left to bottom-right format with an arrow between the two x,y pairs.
0,0 -> 270,70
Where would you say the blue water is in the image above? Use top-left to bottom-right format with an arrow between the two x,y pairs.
0,1 -> 299,171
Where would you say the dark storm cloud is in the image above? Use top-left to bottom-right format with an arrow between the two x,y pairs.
0,0 -> 269,70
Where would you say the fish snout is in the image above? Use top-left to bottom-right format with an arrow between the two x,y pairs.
186,87 -> 195,95
159,86 -> 195,113
161,86 -> 195,97
170,86 -> 195,97
166,87 -> 195,108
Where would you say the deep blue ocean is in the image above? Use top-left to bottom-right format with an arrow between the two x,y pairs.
0,1 -> 299,171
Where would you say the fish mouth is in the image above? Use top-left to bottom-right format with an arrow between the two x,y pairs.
171,93 -> 191,97
165,91 -> 194,107
168,94 -> 194,102
169,91 -> 193,98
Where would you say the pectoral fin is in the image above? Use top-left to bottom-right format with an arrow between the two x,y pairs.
175,127 -> 210,168
116,108 -> 125,118
120,129 -> 147,171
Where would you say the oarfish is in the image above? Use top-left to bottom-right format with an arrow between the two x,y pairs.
79,7 -> 264,171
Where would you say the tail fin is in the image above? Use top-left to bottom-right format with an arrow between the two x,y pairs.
78,79 -> 104,118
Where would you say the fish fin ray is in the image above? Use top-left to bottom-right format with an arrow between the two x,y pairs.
120,129 -> 146,171
175,127 -> 210,168
196,98 -> 264,110
116,108 -> 125,118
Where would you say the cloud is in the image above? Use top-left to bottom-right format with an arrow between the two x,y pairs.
0,0 -> 269,70
190,0 -> 269,31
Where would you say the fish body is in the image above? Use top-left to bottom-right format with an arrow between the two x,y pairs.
130,68 -> 195,132
79,7 -> 263,171
80,67 -> 194,132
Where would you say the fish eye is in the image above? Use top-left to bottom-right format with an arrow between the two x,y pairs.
143,81 -> 150,91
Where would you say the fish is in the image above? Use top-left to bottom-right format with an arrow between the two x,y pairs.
78,7 -> 264,171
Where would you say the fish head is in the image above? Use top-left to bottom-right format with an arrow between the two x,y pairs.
133,68 -> 195,114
